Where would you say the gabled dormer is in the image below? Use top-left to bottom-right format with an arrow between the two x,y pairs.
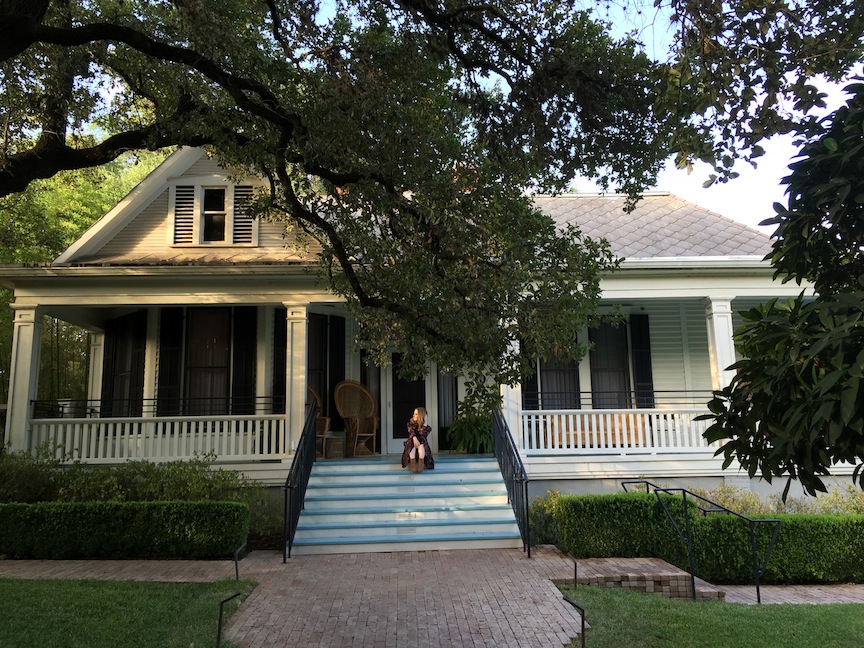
54,147 -> 313,266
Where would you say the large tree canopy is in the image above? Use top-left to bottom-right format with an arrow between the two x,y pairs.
1,1 -> 863,408
703,80 -> 864,495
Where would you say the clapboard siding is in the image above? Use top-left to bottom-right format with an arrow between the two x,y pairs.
682,300 -> 713,395
89,191 -> 318,261
97,189 -> 171,256
183,155 -> 226,177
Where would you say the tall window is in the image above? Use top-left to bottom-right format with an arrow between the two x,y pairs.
522,314 -> 655,410
156,306 -> 257,416
101,311 -> 146,417
522,354 -> 581,410
589,322 -> 631,409
184,308 -> 231,415
201,188 -> 226,242
588,315 -> 655,409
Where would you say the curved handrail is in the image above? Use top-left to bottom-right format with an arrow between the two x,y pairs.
622,480 -> 781,603
283,400 -> 319,562
492,407 -> 531,556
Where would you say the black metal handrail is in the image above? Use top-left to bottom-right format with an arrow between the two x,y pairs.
561,595 -> 586,648
622,480 -> 782,603
492,407 -> 531,556
283,400 -> 319,562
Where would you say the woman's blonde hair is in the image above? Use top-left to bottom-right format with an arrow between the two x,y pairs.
413,407 -> 427,420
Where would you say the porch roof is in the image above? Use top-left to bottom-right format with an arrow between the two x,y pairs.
536,193 -> 774,259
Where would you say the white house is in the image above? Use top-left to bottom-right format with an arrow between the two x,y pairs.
0,147 -> 818,494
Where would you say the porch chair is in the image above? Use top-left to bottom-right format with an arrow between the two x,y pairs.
307,386 -> 331,458
333,380 -> 378,457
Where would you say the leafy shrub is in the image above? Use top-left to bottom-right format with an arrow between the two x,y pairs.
770,484 -> 864,515
554,492 -> 690,567
446,412 -> 492,453
529,489 -> 561,546
690,484 -> 773,515
0,445 -> 64,503
0,500 -> 249,559
0,452 -> 274,548
58,455 -> 263,505
552,492 -> 864,585
693,483 -> 864,516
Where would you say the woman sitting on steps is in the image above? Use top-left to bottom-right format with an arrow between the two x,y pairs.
401,406 -> 434,472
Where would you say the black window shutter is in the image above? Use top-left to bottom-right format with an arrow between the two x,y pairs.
327,315 -> 346,429
100,319 -> 117,416
232,307 -> 257,414
128,311 -> 147,417
522,367 -> 539,410
157,308 -> 184,416
630,313 -> 655,408
272,308 -> 287,414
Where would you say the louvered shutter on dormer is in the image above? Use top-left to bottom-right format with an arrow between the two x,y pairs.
173,185 -> 195,244
233,185 -> 255,243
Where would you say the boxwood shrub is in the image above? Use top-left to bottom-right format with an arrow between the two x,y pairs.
0,500 -> 249,559
552,492 -> 864,585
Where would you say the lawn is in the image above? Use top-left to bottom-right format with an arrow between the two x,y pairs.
0,578 -> 255,648
561,584 -> 864,648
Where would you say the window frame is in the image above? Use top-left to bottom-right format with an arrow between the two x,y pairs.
168,175 -> 260,247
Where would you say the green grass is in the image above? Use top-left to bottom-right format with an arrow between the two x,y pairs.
0,578 -> 256,648
561,584 -> 864,648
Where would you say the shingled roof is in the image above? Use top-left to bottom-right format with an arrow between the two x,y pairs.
534,193 -> 773,259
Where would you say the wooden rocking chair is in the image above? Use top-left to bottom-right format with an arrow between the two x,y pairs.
333,380 -> 378,457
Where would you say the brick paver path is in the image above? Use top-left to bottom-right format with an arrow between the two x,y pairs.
4,548 -> 864,647
225,547 -> 582,647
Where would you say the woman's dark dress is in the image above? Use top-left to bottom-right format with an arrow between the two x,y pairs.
401,421 -> 435,470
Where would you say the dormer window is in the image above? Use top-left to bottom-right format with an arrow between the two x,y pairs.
170,183 -> 257,246
202,188 -> 227,242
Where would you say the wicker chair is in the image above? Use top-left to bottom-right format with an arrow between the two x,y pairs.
307,386 -> 331,458
334,380 -> 378,457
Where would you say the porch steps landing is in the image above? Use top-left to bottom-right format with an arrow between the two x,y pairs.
291,455 -> 523,555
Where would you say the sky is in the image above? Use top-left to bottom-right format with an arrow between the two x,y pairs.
583,2 -> 861,236
653,72 -> 859,235
569,73 -> 859,236
652,137 -> 796,235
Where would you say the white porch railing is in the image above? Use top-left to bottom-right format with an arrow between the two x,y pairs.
519,408 -> 718,455
29,414 -> 288,463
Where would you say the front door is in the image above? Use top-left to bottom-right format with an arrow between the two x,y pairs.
383,353 -> 433,455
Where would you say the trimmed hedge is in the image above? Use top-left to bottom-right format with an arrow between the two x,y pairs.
553,493 -> 864,585
693,514 -> 864,584
0,500 -> 249,560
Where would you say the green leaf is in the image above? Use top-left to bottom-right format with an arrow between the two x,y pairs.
841,378 -> 860,425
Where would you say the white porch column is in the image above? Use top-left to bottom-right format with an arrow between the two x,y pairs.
284,303 -> 308,452
705,297 -> 737,389
500,383 -> 522,448
499,340 -> 523,447
256,306 -> 274,415
142,308 -> 159,415
87,331 -> 105,412
6,308 -> 43,451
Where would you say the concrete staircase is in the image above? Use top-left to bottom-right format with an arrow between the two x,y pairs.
291,455 -> 524,555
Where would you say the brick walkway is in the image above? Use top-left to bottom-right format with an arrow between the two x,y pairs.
4,548 -> 864,647
225,547 -> 582,647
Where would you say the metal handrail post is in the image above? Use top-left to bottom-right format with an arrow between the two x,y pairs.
681,491 -> 696,600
